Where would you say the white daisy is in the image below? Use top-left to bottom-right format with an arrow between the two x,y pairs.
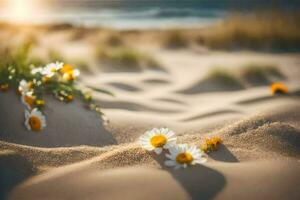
25,108 -> 46,131
18,79 -> 33,94
21,91 -> 36,110
139,128 -> 177,154
164,144 -> 207,169
42,62 -> 64,78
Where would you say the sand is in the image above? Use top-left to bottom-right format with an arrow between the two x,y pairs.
0,24 -> 300,200
8,161 -> 300,200
0,91 -> 116,147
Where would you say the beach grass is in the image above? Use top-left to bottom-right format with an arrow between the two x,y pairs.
71,60 -> 91,73
105,34 -> 124,47
96,46 -> 161,70
164,30 -> 189,49
48,49 -> 65,62
205,63 -> 284,88
205,68 -> 244,88
197,11 -> 300,50
241,63 -> 284,85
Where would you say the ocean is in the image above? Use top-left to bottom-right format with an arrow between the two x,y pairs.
0,0 -> 299,29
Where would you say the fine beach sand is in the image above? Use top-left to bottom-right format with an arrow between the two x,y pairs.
0,24 -> 300,200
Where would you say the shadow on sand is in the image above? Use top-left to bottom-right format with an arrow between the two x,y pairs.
208,144 -> 239,163
151,151 -> 226,200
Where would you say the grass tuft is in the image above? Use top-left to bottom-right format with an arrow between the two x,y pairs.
240,63 -> 284,85
206,68 -> 244,88
48,49 -> 65,62
198,11 -> 300,51
106,34 -> 123,46
164,30 -> 189,49
96,46 -> 161,71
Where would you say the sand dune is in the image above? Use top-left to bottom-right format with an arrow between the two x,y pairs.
1,25 -> 300,199
0,91 -> 116,147
9,161 -> 300,200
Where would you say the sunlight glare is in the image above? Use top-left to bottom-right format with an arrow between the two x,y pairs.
7,0 -> 35,22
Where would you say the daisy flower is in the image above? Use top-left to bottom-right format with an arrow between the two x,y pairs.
42,62 -> 64,78
270,82 -> 288,95
164,144 -> 207,169
61,64 -> 80,81
139,128 -> 177,154
18,80 -> 33,94
21,91 -> 36,110
25,108 -> 46,131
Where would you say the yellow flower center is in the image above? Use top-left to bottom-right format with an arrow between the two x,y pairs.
51,68 -> 57,73
176,152 -> 193,164
29,116 -> 42,131
25,95 -> 35,107
150,135 -> 167,148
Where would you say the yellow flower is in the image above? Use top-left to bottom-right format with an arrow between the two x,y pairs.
201,136 -> 222,153
271,82 -> 288,95
60,64 -> 73,74
35,99 -> 45,107
66,95 -> 74,102
61,64 -> 80,81
0,83 -> 9,91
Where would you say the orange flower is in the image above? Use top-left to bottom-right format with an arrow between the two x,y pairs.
0,83 -> 9,91
61,64 -> 73,74
66,95 -> 74,102
271,82 -> 288,95
61,64 -> 80,81
201,136 -> 222,153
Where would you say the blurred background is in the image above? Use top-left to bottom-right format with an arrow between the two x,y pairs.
0,0 -> 299,96
0,0 -> 299,29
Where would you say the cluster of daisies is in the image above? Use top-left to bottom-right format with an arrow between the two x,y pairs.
0,61 -> 106,132
18,62 -> 80,132
140,128 -> 209,169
